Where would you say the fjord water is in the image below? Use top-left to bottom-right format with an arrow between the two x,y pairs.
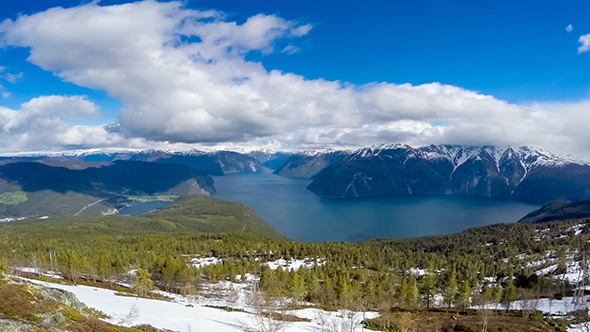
213,170 -> 540,242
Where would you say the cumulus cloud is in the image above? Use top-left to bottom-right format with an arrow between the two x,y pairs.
566,24 -> 573,32
0,1 -> 590,157
0,96 -> 106,150
579,34 -> 590,53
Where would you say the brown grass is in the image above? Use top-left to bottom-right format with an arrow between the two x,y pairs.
365,308 -> 559,332
0,283 -> 57,321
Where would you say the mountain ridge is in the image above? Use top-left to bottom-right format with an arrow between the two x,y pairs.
275,144 -> 590,204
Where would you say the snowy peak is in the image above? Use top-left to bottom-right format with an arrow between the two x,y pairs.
347,144 -> 589,171
301,148 -> 349,157
304,143 -> 590,204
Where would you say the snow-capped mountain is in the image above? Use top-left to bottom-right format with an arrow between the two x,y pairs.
0,149 -> 262,176
277,144 -> 590,204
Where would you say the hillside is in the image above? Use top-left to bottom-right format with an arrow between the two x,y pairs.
0,161 -> 215,218
518,200 -> 590,224
300,144 -> 590,204
1,200 -> 588,331
0,195 -> 287,241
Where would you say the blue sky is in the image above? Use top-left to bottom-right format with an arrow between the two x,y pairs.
2,0 -> 588,107
0,0 -> 589,154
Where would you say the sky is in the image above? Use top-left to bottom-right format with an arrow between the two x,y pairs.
0,0 -> 589,155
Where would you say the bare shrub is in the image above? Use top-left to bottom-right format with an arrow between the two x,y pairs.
242,282 -> 292,332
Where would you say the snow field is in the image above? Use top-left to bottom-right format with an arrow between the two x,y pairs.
21,277 -> 379,332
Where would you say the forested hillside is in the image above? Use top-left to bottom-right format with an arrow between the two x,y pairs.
1,202 -> 587,321
0,161 -> 215,218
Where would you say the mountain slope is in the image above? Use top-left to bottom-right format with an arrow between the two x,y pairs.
0,150 -> 262,175
273,150 -> 350,178
0,161 -> 215,218
305,144 -> 590,204
247,150 -> 294,170
1,195 -> 288,241
518,200 -> 590,224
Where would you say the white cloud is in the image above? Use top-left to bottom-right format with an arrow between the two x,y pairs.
566,24 -> 573,32
0,95 -> 117,151
281,44 -> 300,54
0,65 -> 22,96
0,1 -> 590,157
579,34 -> 590,53
3,72 -> 23,83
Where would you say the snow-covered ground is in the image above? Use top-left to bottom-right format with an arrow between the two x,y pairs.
21,277 -> 378,332
14,267 -> 62,279
191,256 -> 223,269
266,258 -> 326,271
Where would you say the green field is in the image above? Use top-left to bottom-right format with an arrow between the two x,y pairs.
0,191 -> 27,205
130,194 -> 180,203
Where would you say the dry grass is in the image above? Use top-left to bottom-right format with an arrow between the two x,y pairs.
0,283 -> 57,321
365,308 -> 561,332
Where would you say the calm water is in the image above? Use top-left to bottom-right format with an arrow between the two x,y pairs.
212,170 -> 540,242
118,200 -> 171,216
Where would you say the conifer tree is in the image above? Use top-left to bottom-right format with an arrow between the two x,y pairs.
503,275 -> 518,312
423,262 -> 437,308
444,267 -> 458,308
398,279 -> 409,307
336,273 -> 352,303
407,277 -> 420,308
287,270 -> 306,302
307,272 -> 321,299
134,268 -> 153,297
456,280 -> 471,311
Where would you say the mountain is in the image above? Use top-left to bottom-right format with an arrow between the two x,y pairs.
247,149 -> 294,170
0,150 -> 263,176
0,161 -> 215,218
273,149 -> 350,178
304,144 -> 590,204
518,200 -> 590,224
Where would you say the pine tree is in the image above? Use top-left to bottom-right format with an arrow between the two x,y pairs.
336,273 -> 352,303
407,277 -> 420,308
134,268 -> 153,297
444,267 -> 458,308
493,286 -> 503,309
60,249 -> 84,283
307,271 -> 321,299
503,275 -> 518,312
456,280 -> 471,311
398,279 -> 409,307
423,262 -> 437,309
287,270 -> 306,302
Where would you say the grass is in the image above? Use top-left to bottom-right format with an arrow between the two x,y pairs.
0,191 -> 27,205
130,195 -> 179,203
